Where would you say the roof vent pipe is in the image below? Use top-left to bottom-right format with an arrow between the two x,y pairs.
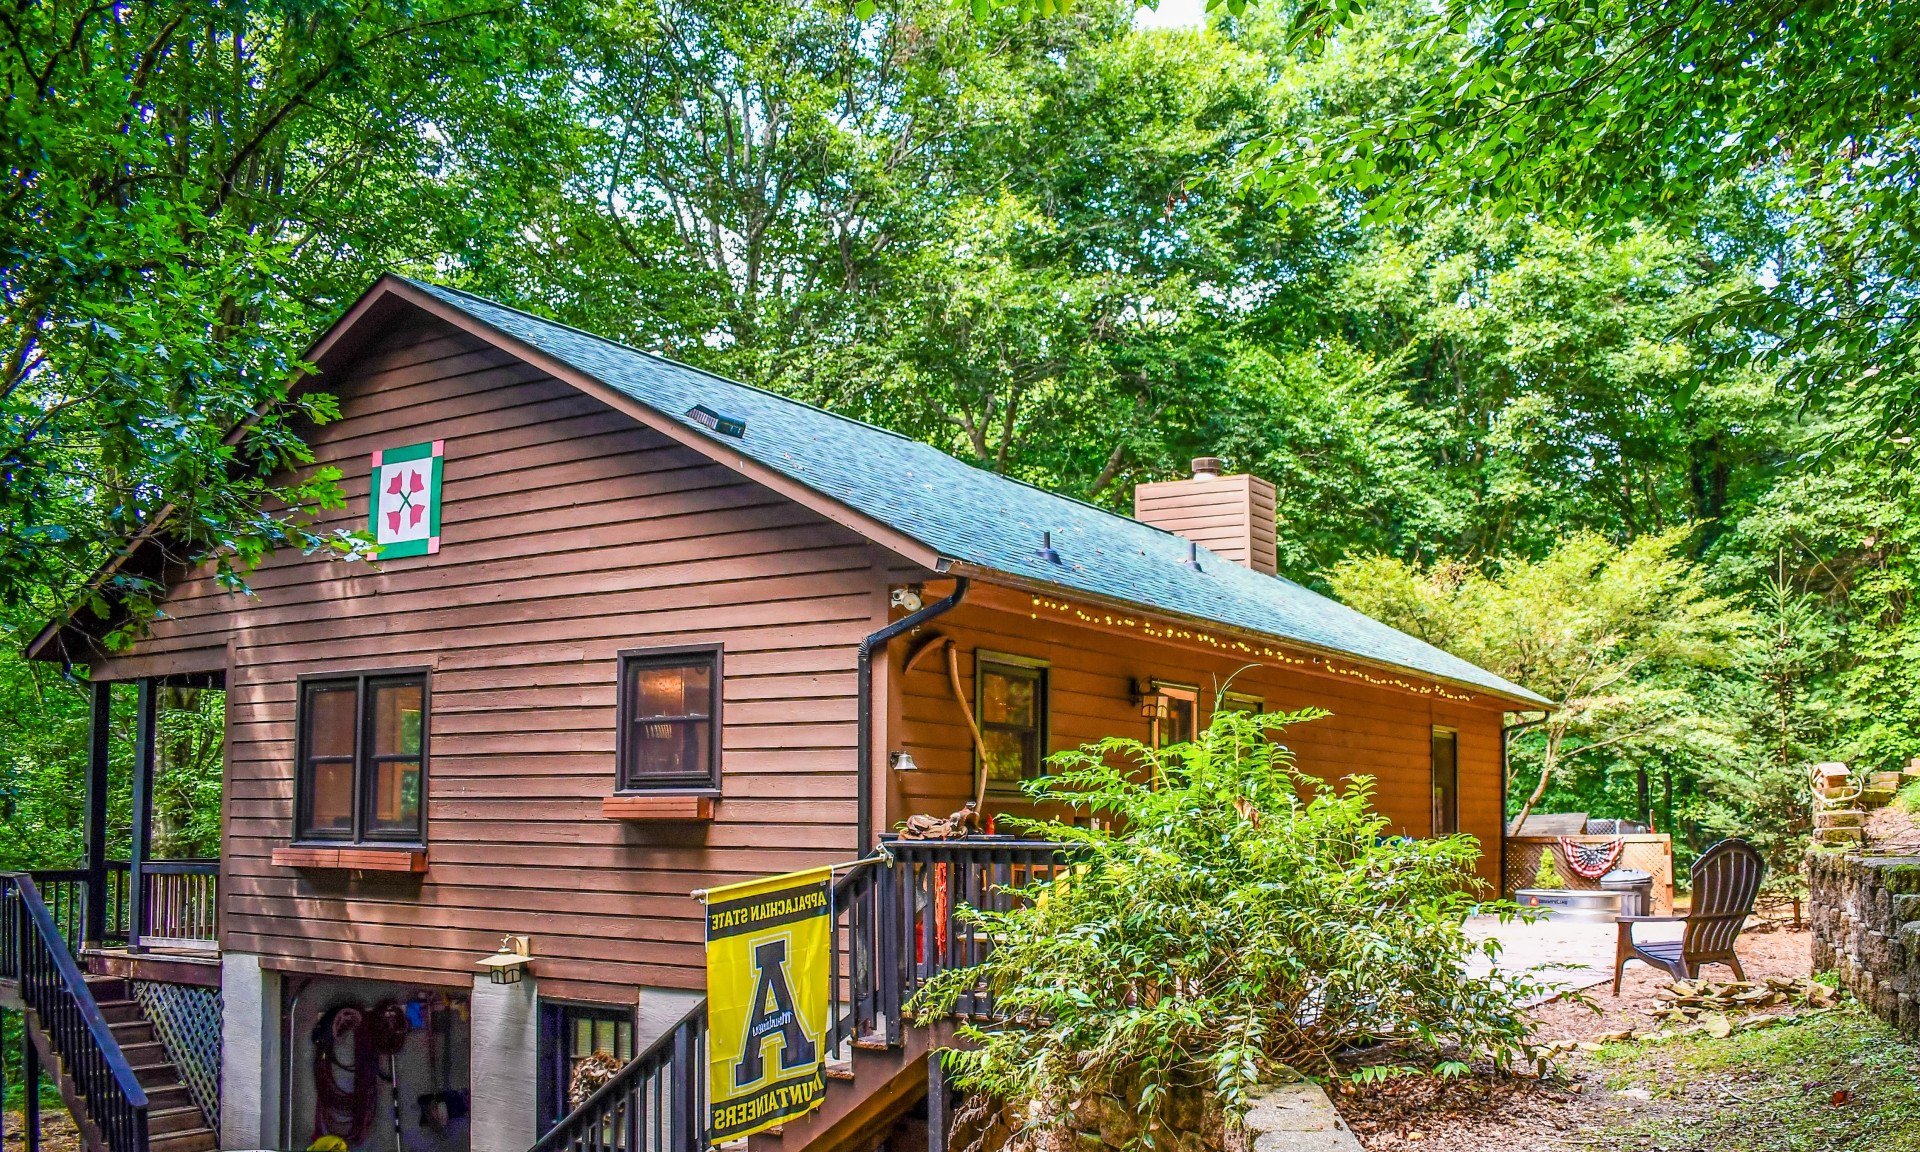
1038,531 -> 1062,565
1183,540 -> 1202,571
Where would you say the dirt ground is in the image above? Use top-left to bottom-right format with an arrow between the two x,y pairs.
1332,927 -> 1840,1151
1865,801 -> 1920,853
2,1109 -> 81,1152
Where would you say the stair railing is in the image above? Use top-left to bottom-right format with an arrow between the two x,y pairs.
826,853 -> 893,1054
531,998 -> 705,1152
1,872 -> 150,1152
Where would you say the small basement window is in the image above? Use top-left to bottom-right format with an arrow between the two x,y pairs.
616,645 -> 722,792
296,670 -> 428,844
976,651 -> 1049,788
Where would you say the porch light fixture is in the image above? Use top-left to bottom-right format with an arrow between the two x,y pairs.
1133,680 -> 1170,721
478,935 -> 533,985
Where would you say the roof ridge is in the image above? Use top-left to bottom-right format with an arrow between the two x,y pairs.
402,276 -> 1207,553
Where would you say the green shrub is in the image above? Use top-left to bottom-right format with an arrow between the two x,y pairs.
911,708 -> 1553,1145
1532,852 -> 1566,889
1895,779 -> 1920,814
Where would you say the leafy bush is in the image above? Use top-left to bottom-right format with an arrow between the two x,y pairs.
911,708 -> 1553,1145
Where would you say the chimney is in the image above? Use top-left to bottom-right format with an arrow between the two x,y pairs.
1133,458 -> 1277,575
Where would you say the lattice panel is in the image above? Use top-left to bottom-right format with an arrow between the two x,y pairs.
1504,836 -> 1675,914
133,979 -> 221,1131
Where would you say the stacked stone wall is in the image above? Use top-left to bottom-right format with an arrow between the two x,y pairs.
1806,849 -> 1920,1037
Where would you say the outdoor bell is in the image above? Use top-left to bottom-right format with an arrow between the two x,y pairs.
478,935 -> 533,985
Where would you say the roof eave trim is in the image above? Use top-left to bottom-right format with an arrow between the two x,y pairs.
949,561 -> 1555,709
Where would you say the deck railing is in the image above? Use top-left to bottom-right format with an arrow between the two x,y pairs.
27,863 -> 131,956
880,837 -> 1078,1022
138,860 -> 219,949
1,872 -> 150,1152
533,836 -> 1075,1152
530,999 -> 705,1152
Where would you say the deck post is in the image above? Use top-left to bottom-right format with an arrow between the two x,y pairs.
128,677 -> 157,953
926,1049 -> 948,1152
23,1010 -> 40,1152
84,679 -> 112,946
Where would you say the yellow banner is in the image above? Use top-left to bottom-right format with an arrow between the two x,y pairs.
705,866 -> 832,1143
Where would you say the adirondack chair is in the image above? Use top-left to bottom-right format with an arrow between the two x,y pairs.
1613,838 -> 1765,995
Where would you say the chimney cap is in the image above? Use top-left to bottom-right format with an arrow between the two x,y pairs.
1191,457 -> 1224,479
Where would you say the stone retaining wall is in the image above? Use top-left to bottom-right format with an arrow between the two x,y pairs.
1806,848 -> 1920,1037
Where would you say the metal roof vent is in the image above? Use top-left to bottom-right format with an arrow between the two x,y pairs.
1191,457 -> 1224,479
686,404 -> 746,437
1182,540 -> 1202,572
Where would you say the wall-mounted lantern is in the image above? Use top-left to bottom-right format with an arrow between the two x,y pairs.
1133,680 -> 1170,721
478,935 -> 533,985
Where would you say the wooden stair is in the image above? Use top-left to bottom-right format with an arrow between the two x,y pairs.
749,1023 -> 957,1152
24,975 -> 218,1152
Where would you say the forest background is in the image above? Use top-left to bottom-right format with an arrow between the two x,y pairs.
4,0 -> 1914,896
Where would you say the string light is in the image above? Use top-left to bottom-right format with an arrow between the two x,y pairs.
1027,596 -> 1476,702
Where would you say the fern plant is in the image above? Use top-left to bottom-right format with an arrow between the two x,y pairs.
910,707 -> 1552,1147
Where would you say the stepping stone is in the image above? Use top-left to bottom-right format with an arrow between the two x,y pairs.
1816,809 -> 1866,829
1243,1073 -> 1363,1151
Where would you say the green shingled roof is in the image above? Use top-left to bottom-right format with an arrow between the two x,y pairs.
409,279 -> 1549,706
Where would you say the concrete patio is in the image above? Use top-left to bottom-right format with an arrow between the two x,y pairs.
1464,913 -> 1685,1005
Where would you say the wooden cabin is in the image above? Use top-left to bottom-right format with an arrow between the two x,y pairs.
19,276 -> 1547,1152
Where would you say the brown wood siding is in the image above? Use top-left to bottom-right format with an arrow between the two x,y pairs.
1133,474 -> 1278,576
92,316 -> 883,1002
881,589 -> 1508,892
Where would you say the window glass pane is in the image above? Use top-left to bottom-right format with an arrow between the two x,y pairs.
1166,698 -> 1195,745
617,1023 -> 632,1062
307,685 -> 357,758
366,759 -> 421,836
593,1019 -> 615,1055
980,669 -> 1034,727
303,759 -> 354,836
982,728 -> 1030,782
632,663 -> 709,719
573,1018 -> 591,1058
626,718 -> 709,782
372,682 -> 423,756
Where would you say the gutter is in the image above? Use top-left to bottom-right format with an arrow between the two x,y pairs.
943,561 -> 1553,710
856,577 -> 969,852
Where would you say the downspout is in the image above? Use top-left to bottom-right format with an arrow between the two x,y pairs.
857,576 -> 969,852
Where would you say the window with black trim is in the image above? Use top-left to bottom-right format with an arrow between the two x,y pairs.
296,670 -> 428,844
976,651 -> 1049,787
537,1002 -> 635,1135
617,645 -> 722,791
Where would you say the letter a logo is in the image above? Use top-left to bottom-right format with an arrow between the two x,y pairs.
733,939 -> 817,1089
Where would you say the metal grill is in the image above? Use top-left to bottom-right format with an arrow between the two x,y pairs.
133,979 -> 222,1130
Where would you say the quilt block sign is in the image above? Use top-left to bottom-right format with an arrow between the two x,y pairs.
368,440 -> 444,558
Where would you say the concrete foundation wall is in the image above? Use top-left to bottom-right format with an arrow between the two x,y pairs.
221,952 -> 283,1150
1807,849 -> 1920,1037
472,975 -> 539,1152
